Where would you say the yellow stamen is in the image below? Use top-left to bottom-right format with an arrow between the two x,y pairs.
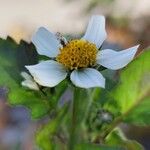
56,39 -> 98,70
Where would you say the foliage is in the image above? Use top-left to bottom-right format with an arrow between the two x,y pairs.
75,143 -> 123,150
105,128 -> 144,150
112,49 -> 150,125
36,105 -> 68,150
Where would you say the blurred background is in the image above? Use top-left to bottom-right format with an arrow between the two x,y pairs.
0,0 -> 150,149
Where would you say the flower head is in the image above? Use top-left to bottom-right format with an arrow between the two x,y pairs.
26,15 -> 139,89
56,39 -> 98,70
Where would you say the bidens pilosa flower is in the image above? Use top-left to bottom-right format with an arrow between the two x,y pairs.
26,15 -> 139,89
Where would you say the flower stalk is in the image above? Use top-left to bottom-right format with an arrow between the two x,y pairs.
69,87 -> 92,150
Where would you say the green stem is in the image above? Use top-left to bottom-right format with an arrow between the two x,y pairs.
68,87 -> 91,150
69,88 -> 78,150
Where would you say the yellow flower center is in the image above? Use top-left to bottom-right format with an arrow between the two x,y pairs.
56,39 -> 98,70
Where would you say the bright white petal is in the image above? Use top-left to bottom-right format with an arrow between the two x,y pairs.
97,45 -> 139,70
32,27 -> 60,58
70,68 -> 105,88
25,60 -> 67,87
82,15 -> 107,48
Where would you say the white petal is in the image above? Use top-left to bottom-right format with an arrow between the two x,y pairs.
96,45 -> 139,70
21,72 -> 39,90
82,15 -> 107,48
32,27 -> 60,58
21,72 -> 33,81
70,68 -> 105,88
25,60 -> 67,87
21,80 -> 39,91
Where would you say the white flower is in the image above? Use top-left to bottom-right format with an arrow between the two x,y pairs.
21,72 -> 39,90
26,15 -> 139,89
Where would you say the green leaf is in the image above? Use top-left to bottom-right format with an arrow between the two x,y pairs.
124,96 -> 150,125
0,37 -> 50,119
105,128 -> 144,150
36,105 -> 68,150
112,49 -> 150,125
75,143 -> 123,150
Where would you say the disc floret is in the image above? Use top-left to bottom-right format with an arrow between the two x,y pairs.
56,40 -> 98,70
